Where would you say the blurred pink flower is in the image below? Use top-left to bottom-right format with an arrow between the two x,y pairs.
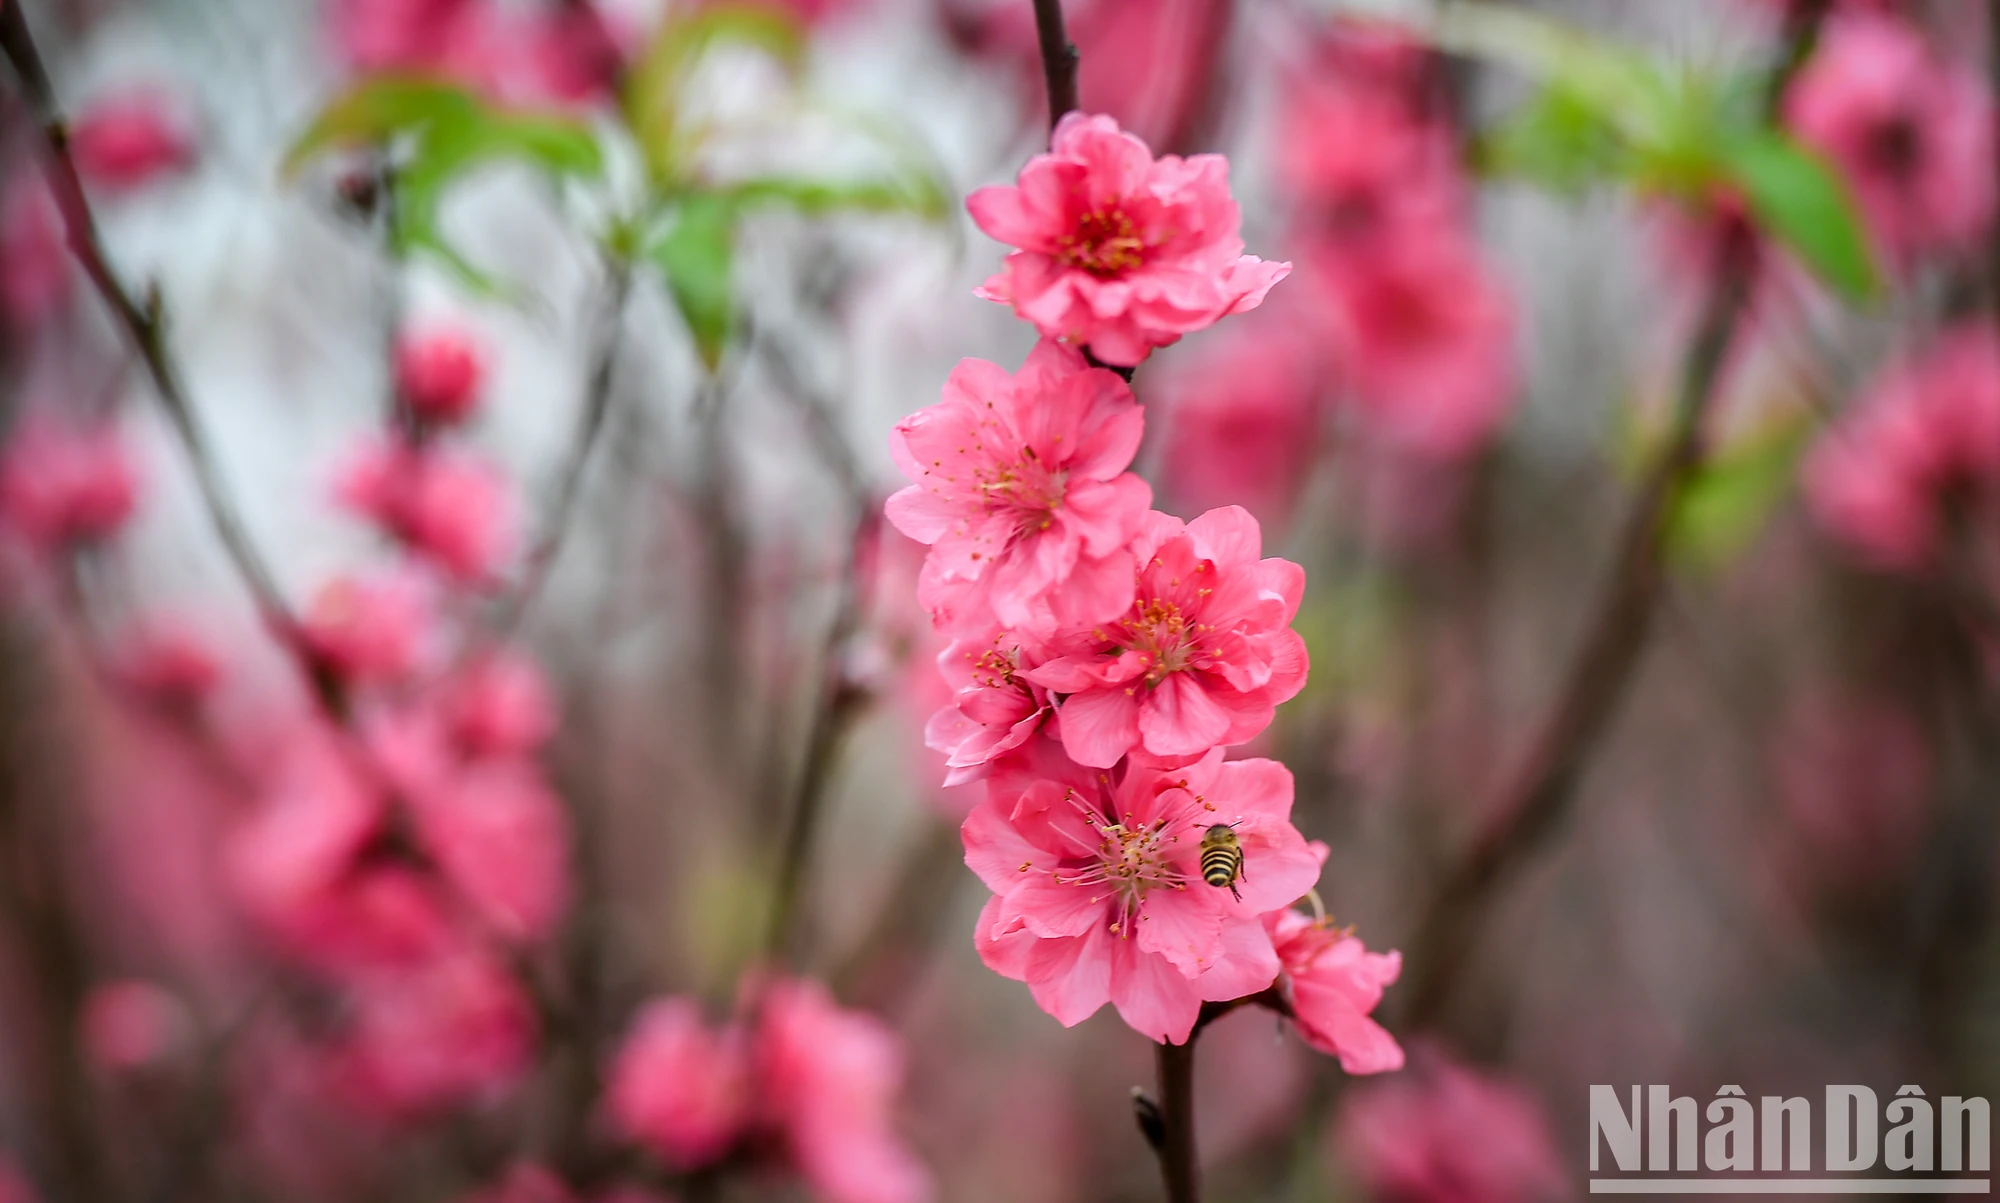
0,1159 -> 37,1203
938,0 -> 1227,152
967,113 -> 1289,366
1785,9 -> 1995,267
446,650 -> 557,757
1265,909 -> 1403,1074
923,628 -> 1052,785
81,980 -> 187,1072
1309,234 -> 1517,460
408,758 -> 571,943
1336,1056 -> 1569,1203
886,340 -> 1150,636
331,948 -> 536,1117
458,1164 -> 574,1203
393,324 -> 488,427
328,0 -> 476,72
2,177 -> 69,327
1158,318 -> 1323,534
965,744 -> 1319,1042
0,416 -> 138,552
69,89 -> 195,193
115,619 -> 223,706
336,436 -> 516,586
1279,74 -> 1459,252
1805,322 -> 2000,567
301,571 -> 438,684
605,997 -> 752,1170
756,976 -> 933,1203
1026,507 -> 1308,767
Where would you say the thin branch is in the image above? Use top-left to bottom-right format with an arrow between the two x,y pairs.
1031,0 -> 1080,135
1152,1039 -> 1199,1203
491,261 -> 633,640
1391,4 -> 1829,1030
1396,231 -> 1751,1029
0,2 -> 337,712
762,508 -> 879,962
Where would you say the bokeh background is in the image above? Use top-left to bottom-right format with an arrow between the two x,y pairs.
1,0 -> 1997,1200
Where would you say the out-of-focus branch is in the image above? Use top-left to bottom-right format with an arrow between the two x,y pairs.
1031,0 -> 1080,135
1393,4 -> 1829,1031
0,2 -> 340,715
762,507 -> 879,962
1397,230 -> 1750,1030
492,262 -> 634,640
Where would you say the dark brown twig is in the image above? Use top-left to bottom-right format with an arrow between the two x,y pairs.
1031,0 -> 1079,135
0,2 -> 338,713
1392,2 -> 1832,1030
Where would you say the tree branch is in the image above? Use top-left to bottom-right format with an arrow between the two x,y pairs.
1031,0 -> 1079,135
1152,1038 -> 1199,1203
1391,2 -> 1830,1030
0,2 -> 345,715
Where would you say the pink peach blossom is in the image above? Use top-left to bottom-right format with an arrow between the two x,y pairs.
1265,909 -> 1403,1073
967,113 -> 1289,366
0,1159 -> 36,1203
81,980 -> 188,1072
407,758 -> 571,943
225,730 -> 383,941
393,325 -> 488,426
886,340 -> 1151,635
1804,322 -> 2000,567
1309,233 -> 1517,460
1336,1055 -> 1569,1203
605,997 -> 751,1170
331,948 -> 536,1117
1,177 -> 68,327
1279,73 -> 1460,252
756,976 -> 933,1203
1785,10 -> 1995,267
1158,317 -> 1324,533
923,628 -> 1053,785
328,0 -> 476,73
115,620 -> 223,706
965,743 -> 1320,1043
0,416 -> 138,552
336,436 -> 515,585
301,571 -> 438,684
446,650 -> 556,757
1025,506 -> 1308,768
69,89 -> 195,193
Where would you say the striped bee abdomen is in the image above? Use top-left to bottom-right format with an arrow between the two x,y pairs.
1198,824 -> 1244,895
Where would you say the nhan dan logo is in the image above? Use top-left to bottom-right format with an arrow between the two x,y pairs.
1590,1085 -> 1991,1194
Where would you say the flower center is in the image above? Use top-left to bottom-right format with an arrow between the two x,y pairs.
1865,115 -> 1922,178
1050,791 -> 1195,938
1119,598 -> 1208,685
1056,208 -> 1147,278
972,445 -> 1068,535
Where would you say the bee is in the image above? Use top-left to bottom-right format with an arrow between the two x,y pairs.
1199,824 -> 1245,900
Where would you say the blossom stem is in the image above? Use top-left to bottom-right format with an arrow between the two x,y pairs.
1153,1038 -> 1199,1203
1030,0 -> 1079,136
0,1 -> 340,716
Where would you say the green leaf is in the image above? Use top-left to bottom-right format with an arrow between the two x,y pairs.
1477,82 -> 1629,193
286,78 -> 604,293
1718,132 -> 1878,301
1667,412 -> 1811,570
647,195 -> 738,370
282,76 -> 478,177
